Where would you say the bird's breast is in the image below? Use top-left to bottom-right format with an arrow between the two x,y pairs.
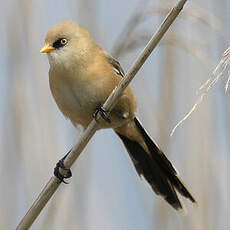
49,70 -> 99,127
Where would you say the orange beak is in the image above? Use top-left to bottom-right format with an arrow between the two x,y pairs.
40,44 -> 54,53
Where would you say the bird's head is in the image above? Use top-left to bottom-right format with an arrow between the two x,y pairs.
40,20 -> 95,69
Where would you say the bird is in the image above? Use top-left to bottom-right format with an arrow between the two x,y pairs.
40,20 -> 197,211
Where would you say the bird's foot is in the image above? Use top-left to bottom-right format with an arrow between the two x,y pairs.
54,150 -> 72,184
93,104 -> 111,123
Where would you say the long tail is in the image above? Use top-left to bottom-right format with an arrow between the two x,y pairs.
115,117 -> 196,210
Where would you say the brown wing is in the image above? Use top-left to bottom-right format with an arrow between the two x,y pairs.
107,55 -> 125,77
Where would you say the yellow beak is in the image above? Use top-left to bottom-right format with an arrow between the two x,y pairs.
40,44 -> 54,53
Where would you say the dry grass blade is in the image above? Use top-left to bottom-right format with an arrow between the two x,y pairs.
118,31 -> 209,66
198,50 -> 228,91
111,0 -> 150,58
225,70 -> 230,92
224,47 -> 230,91
162,34 -> 209,65
170,46 -> 230,136
113,3 -> 221,60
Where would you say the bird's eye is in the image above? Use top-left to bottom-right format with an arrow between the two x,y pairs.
60,38 -> 67,45
53,38 -> 68,49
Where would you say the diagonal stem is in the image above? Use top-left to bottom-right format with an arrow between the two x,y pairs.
15,0 -> 188,229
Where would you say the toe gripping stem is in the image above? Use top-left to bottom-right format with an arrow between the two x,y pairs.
54,150 -> 72,184
93,104 -> 111,123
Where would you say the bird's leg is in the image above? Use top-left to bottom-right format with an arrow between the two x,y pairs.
111,109 -> 128,119
93,103 -> 111,123
54,149 -> 72,184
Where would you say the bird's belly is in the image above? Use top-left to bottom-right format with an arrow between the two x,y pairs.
51,79 -> 98,127
50,74 -> 134,130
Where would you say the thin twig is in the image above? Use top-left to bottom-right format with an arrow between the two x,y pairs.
15,1 -> 188,229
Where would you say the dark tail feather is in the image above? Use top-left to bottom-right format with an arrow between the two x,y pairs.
116,117 -> 196,210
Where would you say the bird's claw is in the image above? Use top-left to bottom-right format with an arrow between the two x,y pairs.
54,158 -> 72,184
93,105 -> 111,123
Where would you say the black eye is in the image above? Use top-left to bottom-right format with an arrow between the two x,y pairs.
53,38 -> 68,49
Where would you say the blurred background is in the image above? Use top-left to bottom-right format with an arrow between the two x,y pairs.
1,0 -> 230,229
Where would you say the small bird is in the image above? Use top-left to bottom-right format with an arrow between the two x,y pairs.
41,20 -> 196,210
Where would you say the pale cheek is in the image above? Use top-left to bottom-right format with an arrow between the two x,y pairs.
47,50 -> 69,66
47,54 -> 54,65
47,53 -> 58,66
